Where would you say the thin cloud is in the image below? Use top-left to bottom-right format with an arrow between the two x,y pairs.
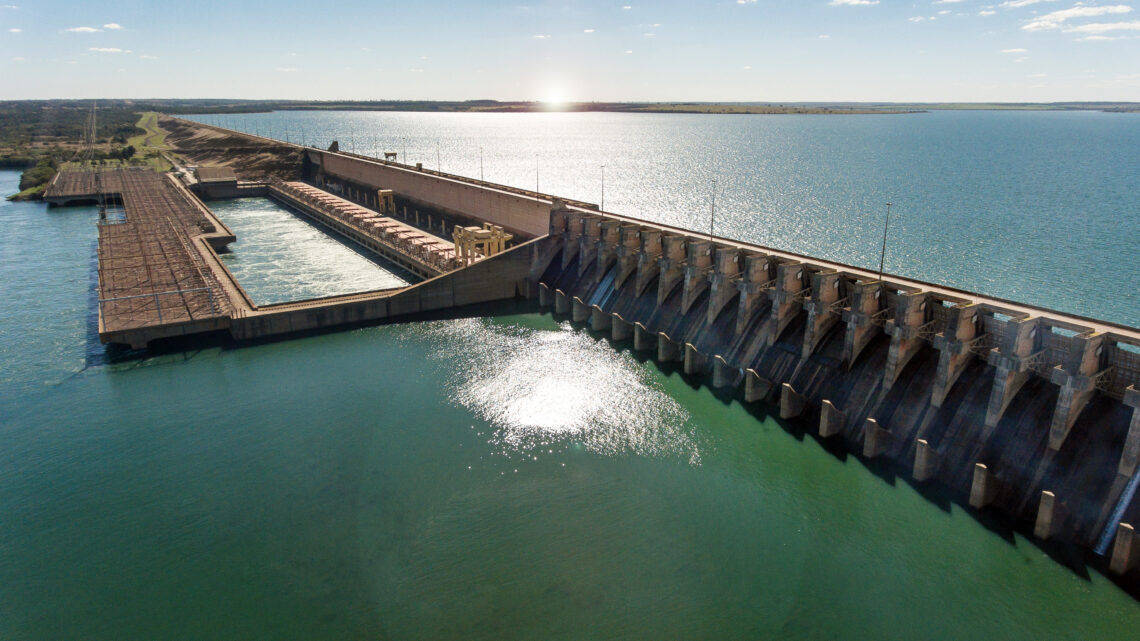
1078,34 -> 1128,40
819,34 -> 831,38
737,0 -> 757,4
935,0 -> 964,3
980,10 -> 997,16
1000,47 -> 1028,52
830,0 -> 880,5
533,34 -> 550,38
276,67 -> 297,72
584,28 -> 595,32
12,56 -> 24,61
2,4 -> 18,8
103,23 -> 123,30
909,16 -> 925,21
1023,5 -> 1131,31
66,26 -> 101,33
1064,20 -> 1140,33
88,47 -> 128,53
139,54 -> 158,59
1002,0 -> 1054,6
7,27 -> 20,32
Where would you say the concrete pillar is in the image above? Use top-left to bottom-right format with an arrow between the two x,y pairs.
684,343 -> 708,375
548,206 -> 569,237
862,418 -> 888,458
571,297 -> 590,323
819,399 -> 845,438
577,216 -> 602,277
1119,386 -> 1140,477
764,263 -> 807,346
931,303 -> 981,407
590,305 -> 612,332
842,280 -> 883,368
883,291 -> 929,390
561,211 -> 584,269
984,317 -> 1038,429
801,270 -> 842,360
538,282 -> 553,308
712,356 -> 739,389
706,248 -> 742,325
913,439 -> 935,481
656,235 -> 688,305
613,225 -> 642,288
1034,490 -> 1064,541
1048,332 -> 1104,451
633,322 -> 654,352
594,220 -> 621,280
780,383 -> 806,419
611,313 -> 633,342
734,255 -> 772,336
969,463 -> 997,509
680,240 -> 713,314
634,230 -> 663,296
745,369 -> 773,402
1110,523 -> 1140,575
658,332 -> 681,362
554,289 -> 570,315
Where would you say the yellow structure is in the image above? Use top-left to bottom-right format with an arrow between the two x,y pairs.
453,223 -> 513,266
376,189 -> 396,215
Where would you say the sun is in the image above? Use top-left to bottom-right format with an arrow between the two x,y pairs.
537,81 -> 572,109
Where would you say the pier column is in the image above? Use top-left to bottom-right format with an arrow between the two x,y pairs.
1048,332 -> 1105,451
734,255 -> 772,336
841,280 -> 883,368
593,220 -> 622,281
680,240 -> 713,314
764,263 -> 807,346
969,462 -> 998,508
931,304 -> 980,407
571,296 -> 590,323
577,216 -> 602,277
634,230 -> 663,296
1034,491 -> 1065,541
613,224 -> 643,288
819,399 -> 846,438
801,270 -> 842,360
684,343 -> 708,375
590,305 -> 612,332
1110,523 -> 1140,575
1118,386 -> 1140,477
913,439 -> 935,481
780,383 -> 806,419
863,418 -> 888,458
611,313 -> 633,341
712,356 -> 740,389
706,248 -> 742,325
549,201 -> 570,236
745,369 -> 773,402
562,211 -> 585,269
554,289 -> 571,315
984,316 -> 1038,429
656,235 -> 688,305
658,332 -> 682,362
633,322 -> 654,352
883,291 -> 929,390
538,283 -> 553,308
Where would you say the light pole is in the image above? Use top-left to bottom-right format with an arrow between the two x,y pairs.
878,202 -> 893,282
709,178 -> 717,241
480,147 -> 484,182
601,163 -> 605,211
535,153 -> 540,194
436,140 -> 441,172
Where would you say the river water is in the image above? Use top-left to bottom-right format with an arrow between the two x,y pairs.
2,109 -> 1139,640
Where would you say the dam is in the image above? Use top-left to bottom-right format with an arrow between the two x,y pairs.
41,117 -> 1140,588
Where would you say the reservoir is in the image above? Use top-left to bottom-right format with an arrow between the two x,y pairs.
2,108 -> 1139,640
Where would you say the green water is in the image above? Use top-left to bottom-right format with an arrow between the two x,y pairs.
2,160 -> 1139,638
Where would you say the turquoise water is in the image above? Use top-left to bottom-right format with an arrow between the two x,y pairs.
190,109 -> 1140,327
3,107 -> 1140,641
209,197 -> 411,305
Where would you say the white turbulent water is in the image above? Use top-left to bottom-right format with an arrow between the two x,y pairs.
209,197 -> 409,305
426,318 -> 700,463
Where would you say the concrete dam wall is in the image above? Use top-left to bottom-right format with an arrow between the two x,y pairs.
532,205 -> 1140,570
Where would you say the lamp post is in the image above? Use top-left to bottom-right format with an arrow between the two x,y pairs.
479,147 -> 484,182
710,178 -> 717,242
878,202 -> 893,282
535,153 -> 540,194
601,163 -> 605,210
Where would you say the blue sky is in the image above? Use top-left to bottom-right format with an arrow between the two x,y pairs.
1,0 -> 1138,101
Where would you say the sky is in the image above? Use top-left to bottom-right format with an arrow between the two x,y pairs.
1,0 -> 1138,102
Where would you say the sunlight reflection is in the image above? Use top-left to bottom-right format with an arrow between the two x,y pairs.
429,319 -> 700,462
